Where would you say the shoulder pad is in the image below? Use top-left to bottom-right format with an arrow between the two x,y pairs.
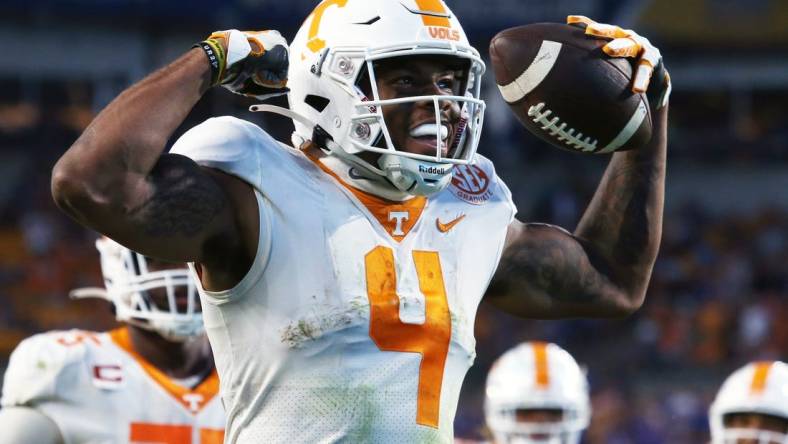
170,116 -> 283,188
1,330 -> 102,407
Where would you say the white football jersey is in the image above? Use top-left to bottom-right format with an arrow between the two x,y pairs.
170,117 -> 516,443
1,328 -> 225,444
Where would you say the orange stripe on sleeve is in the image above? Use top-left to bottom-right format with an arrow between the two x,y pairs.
129,423 -> 191,443
200,428 -> 226,444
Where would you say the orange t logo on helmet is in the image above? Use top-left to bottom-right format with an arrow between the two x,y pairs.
414,0 -> 451,27
412,0 -> 460,41
306,0 -> 349,54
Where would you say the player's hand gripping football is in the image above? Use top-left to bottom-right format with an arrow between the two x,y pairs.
195,29 -> 289,100
567,16 -> 671,110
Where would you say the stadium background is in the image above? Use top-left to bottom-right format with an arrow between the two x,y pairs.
0,0 -> 786,442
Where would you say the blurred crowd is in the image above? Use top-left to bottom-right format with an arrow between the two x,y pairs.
458,198 -> 788,443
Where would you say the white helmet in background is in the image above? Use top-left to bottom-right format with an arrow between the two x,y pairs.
70,237 -> 203,342
709,361 -> 788,444
281,0 -> 486,197
485,342 -> 591,444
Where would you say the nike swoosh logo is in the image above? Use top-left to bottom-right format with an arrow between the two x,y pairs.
436,214 -> 466,233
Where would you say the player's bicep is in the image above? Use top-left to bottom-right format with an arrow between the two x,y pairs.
485,221 -> 629,318
0,407 -> 64,444
105,153 -> 238,264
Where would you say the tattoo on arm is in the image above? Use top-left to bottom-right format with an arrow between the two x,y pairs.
489,156 -> 662,318
575,155 -> 663,281
492,224 -> 611,308
489,109 -> 666,318
127,155 -> 227,238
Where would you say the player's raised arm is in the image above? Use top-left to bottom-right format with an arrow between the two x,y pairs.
485,17 -> 671,319
51,30 -> 287,269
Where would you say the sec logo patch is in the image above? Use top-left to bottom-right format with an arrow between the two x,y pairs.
449,164 -> 494,205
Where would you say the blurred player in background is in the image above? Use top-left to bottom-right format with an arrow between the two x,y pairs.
0,237 -> 224,444
50,0 -> 669,441
709,361 -> 788,444
484,342 -> 590,444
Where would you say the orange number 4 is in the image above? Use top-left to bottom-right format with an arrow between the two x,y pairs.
365,246 -> 451,429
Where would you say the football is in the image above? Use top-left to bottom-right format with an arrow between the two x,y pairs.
489,22 -> 652,154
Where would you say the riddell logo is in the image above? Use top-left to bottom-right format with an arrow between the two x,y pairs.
428,26 -> 461,41
419,165 -> 451,175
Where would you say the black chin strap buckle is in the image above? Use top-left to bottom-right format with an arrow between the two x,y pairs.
311,125 -> 334,153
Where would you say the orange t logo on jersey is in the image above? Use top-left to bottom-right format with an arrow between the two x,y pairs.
182,393 -> 205,413
389,211 -> 410,236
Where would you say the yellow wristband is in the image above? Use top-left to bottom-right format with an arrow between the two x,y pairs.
193,38 -> 226,86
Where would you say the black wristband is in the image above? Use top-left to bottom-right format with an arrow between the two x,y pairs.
193,39 -> 225,86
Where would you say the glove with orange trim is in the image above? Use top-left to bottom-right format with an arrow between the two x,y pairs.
567,15 -> 671,110
195,29 -> 289,100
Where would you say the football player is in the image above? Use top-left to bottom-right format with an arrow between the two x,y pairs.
709,361 -> 788,444
485,342 -> 590,444
0,237 -> 225,444
50,0 -> 670,441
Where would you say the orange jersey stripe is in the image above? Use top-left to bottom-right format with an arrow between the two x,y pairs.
130,423 -> 191,443
200,428 -> 226,444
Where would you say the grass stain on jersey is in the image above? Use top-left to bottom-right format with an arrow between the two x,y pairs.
341,385 -> 377,442
299,384 -> 450,443
298,384 -> 378,443
280,298 -> 370,348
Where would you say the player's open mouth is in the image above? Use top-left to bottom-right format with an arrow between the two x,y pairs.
410,123 -> 449,141
407,123 -> 450,154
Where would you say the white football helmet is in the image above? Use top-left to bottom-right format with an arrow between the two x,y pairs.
70,237 -> 203,342
709,361 -> 788,444
254,0 -> 486,197
485,342 -> 591,444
